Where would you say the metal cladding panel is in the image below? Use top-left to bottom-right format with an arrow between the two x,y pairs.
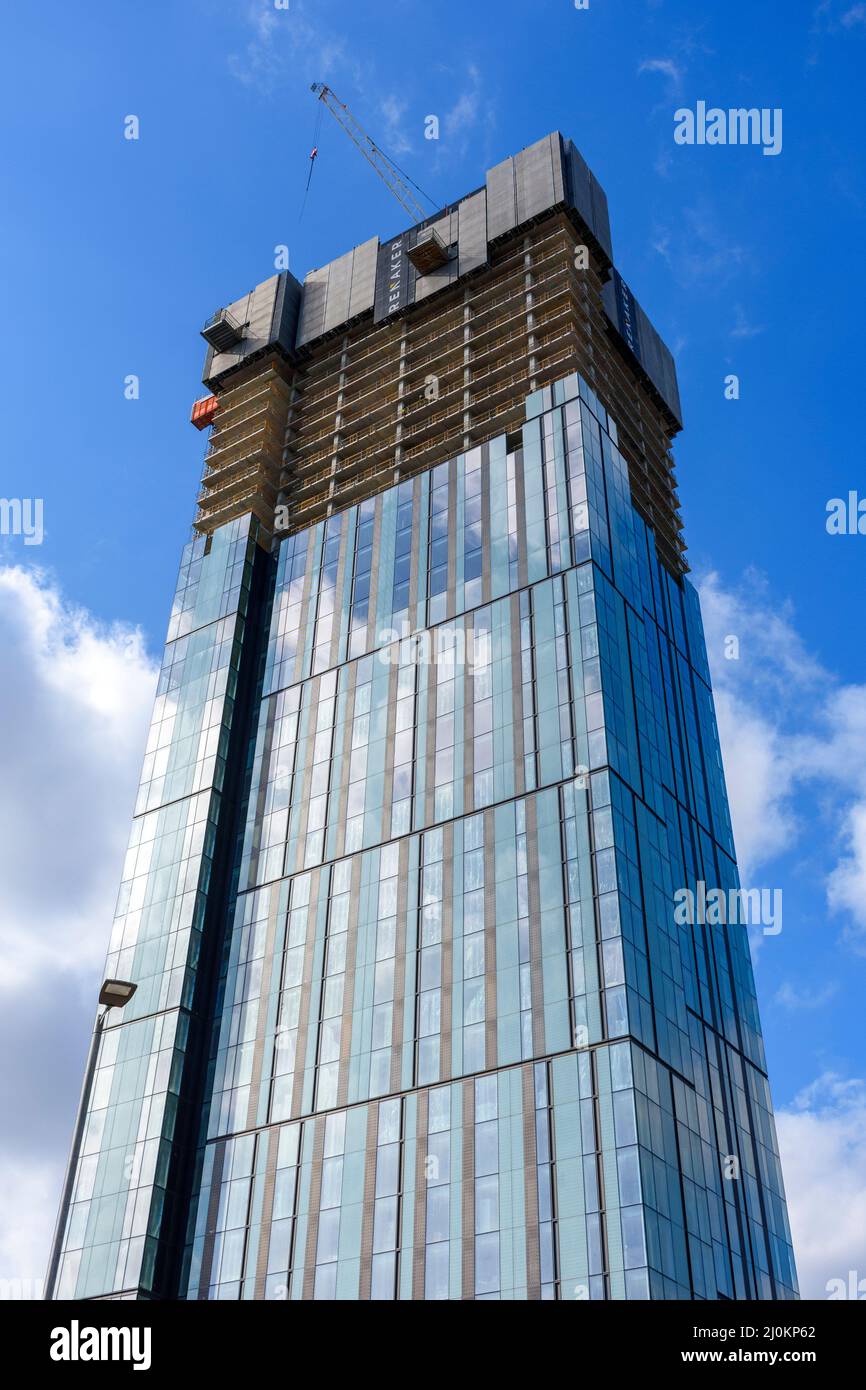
602,270 -> 683,427
247,280 -> 278,340
636,302 -> 682,426
602,274 -> 638,359
274,272 -> 303,351
296,265 -> 329,346
323,251 -> 353,335
637,304 -> 665,385
203,272 -> 301,384
486,152 -> 520,241
457,189 -> 488,277
486,133 -> 613,262
290,134 -> 617,347
515,134 -> 564,224
347,237 -> 379,320
326,237 -> 379,329
296,238 -> 380,347
374,233 -> 413,321
589,177 -> 613,265
562,139 -> 613,264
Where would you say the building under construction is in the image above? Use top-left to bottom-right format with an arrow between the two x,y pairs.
196,132 -> 684,574
49,132 -> 797,1302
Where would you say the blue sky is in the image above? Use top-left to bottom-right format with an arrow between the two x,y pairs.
1,0 -> 865,1297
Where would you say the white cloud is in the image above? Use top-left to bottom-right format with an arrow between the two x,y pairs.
380,95 -> 412,157
0,1160 -> 57,1298
0,567 -> 157,991
810,0 -> 866,59
651,201 -> 751,290
228,0 -> 359,93
698,570 -> 866,945
827,803 -> 866,931
651,230 -> 673,263
774,980 -> 838,1010
711,692 -> 798,877
777,1074 -> 866,1297
0,566 -> 157,1293
638,57 -> 685,89
444,64 -> 483,141
730,304 -> 766,339
427,64 -> 493,177
697,571 -> 812,877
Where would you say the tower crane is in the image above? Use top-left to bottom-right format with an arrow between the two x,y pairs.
309,83 -> 436,226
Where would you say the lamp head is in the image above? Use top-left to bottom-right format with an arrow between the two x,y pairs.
98,979 -> 137,1010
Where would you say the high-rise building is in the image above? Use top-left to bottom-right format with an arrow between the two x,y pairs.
48,134 -> 797,1302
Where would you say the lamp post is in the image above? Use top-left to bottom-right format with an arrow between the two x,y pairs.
44,978 -> 137,1300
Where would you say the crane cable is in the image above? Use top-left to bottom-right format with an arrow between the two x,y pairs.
365,137 -> 438,216
304,85 -> 440,224
299,99 -> 325,223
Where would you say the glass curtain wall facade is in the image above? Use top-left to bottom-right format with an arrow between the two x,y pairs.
52,367 -> 797,1300
49,517 -> 268,1299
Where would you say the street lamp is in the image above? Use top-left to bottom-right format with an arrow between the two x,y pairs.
97,979 -> 137,1010
44,978 -> 137,1300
